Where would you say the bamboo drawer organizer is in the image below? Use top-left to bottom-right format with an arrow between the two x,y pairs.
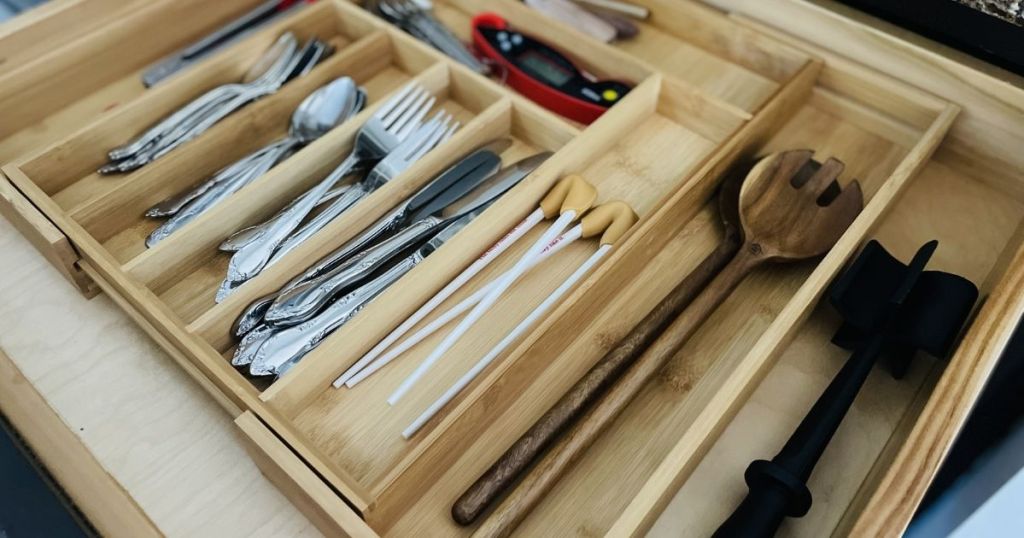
2,0 -> 1023,536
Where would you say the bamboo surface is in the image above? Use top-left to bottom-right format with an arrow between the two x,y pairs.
1,0 -> 1022,537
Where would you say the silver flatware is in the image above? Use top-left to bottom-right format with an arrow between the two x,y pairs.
230,202 -> 408,338
145,145 -> 281,218
371,0 -> 489,75
218,180 -> 360,253
216,112 -> 454,302
106,33 -> 299,167
248,212 -> 476,376
263,147 -> 508,326
262,109 -> 458,269
241,151 -> 539,375
144,77 -> 365,247
103,34 -> 331,174
219,81 -> 444,289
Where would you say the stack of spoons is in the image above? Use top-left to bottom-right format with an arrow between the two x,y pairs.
144,76 -> 367,247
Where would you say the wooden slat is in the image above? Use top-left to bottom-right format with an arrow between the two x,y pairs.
607,102 -> 958,538
236,412 -> 379,538
0,171 -> 95,296
0,348 -> 161,538
849,238 -> 1024,536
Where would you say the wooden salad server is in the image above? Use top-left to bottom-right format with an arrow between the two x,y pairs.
454,150 -> 864,537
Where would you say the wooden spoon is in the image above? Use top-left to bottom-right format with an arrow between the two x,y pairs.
454,150 -> 864,537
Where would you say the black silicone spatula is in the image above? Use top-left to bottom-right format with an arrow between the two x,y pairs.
714,240 -> 979,538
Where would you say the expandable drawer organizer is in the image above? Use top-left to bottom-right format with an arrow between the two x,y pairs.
2,0 -> 1023,536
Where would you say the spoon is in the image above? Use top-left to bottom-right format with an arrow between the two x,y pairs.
217,88 -> 368,252
144,77 -> 364,247
455,150 -> 864,535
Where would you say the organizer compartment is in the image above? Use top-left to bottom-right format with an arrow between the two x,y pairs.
18,2 -> 376,222
0,0 -> 275,164
121,36 -> 445,322
368,59 -> 958,538
240,73 -> 750,503
418,0 -> 811,114
5,1 -> 1016,537
177,62 -> 569,356
659,144 -> 1024,538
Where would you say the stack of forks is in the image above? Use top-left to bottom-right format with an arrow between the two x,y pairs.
216,81 -> 459,302
100,33 -> 332,174
367,0 -> 489,74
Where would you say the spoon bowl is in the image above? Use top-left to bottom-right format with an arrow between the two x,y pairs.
292,76 -> 359,143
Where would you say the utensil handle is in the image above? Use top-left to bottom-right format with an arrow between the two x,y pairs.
714,334 -> 886,538
336,209 -> 545,387
252,252 -> 425,375
266,218 -> 441,326
455,239 -> 756,532
228,153 -> 361,281
404,245 -> 612,439
343,224 -> 584,388
265,186 -> 370,270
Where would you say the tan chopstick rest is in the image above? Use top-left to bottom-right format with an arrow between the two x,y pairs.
541,174 -> 598,219
386,175 -> 599,404
579,200 -> 639,245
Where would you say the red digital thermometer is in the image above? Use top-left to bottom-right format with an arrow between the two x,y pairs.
471,13 -> 633,124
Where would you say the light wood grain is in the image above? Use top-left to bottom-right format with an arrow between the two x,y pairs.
655,159 -> 1024,538
0,0 -> 273,162
715,0 -> 1024,198
850,225 -> 1024,537
237,412 -> 379,538
0,347 -> 160,538
4,0 -> 1018,536
0,218 -> 319,537
0,0 -> 147,77
0,171 -> 95,294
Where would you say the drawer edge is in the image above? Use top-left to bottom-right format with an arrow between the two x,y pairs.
78,260 -> 244,416
0,347 -> 161,538
849,239 -> 1024,536
235,411 -> 379,538
0,169 -> 96,297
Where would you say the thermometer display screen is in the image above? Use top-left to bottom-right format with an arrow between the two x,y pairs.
516,50 -> 573,86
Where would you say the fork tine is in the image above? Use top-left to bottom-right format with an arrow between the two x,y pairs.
402,115 -> 449,161
396,116 -> 444,160
406,115 -> 453,162
391,91 -> 434,135
382,85 -> 426,127
375,82 -> 418,122
394,95 -> 437,140
801,157 -> 845,197
442,121 -> 459,143
398,108 -> 443,144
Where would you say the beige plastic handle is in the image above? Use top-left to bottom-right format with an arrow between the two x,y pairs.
540,174 -> 598,219
580,200 -> 639,245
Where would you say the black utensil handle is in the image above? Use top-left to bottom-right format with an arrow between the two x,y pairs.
713,461 -> 810,538
715,334 -> 885,537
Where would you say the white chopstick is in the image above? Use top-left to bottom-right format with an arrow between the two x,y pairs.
334,176 -> 589,388
386,176 -> 598,405
402,201 -> 638,438
344,224 -> 584,388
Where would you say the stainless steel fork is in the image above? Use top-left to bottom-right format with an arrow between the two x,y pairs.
221,81 -> 440,287
263,113 -> 458,269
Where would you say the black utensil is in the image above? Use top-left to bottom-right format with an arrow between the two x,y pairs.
715,240 -> 979,537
